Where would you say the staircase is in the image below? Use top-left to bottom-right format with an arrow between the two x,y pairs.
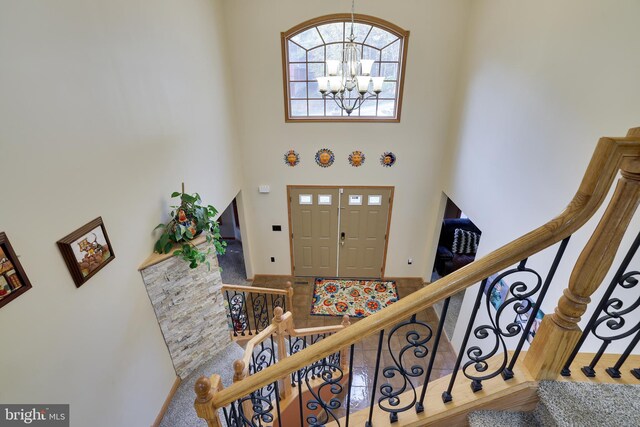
192,128 -> 640,426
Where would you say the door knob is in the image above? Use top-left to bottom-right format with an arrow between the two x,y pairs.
340,232 -> 345,246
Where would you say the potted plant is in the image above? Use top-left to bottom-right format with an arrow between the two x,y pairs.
154,190 -> 227,269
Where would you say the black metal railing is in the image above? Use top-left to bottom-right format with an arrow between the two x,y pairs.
215,240 -> 573,426
442,237 -> 570,401
224,289 -> 287,337
561,230 -> 640,379
289,333 -> 341,388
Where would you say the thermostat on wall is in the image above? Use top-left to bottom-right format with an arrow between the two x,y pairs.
258,185 -> 270,193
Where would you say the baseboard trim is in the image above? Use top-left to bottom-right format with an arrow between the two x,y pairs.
152,376 -> 181,427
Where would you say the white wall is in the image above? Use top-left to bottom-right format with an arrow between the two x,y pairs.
447,0 -> 640,355
222,0 -> 472,280
0,0 -> 241,425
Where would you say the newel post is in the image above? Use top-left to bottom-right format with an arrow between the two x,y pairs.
340,315 -> 351,371
273,306 -> 293,398
194,375 -> 223,427
524,127 -> 640,379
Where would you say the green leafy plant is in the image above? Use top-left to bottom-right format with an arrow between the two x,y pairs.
154,190 -> 227,269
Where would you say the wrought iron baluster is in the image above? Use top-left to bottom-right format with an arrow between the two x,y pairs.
453,259 -> 547,393
249,337 -> 277,403
417,297 -> 450,413
223,392 -> 275,427
266,294 -> 272,328
365,330 -> 385,427
297,372 -> 304,427
504,237 -> 571,379
582,341 -> 610,377
229,291 -> 249,337
225,290 -> 237,337
273,381 -> 283,427
561,230 -> 640,377
346,343 -> 355,427
377,314 -> 433,423
272,292 -> 286,314
443,278 -> 487,403
606,329 -> 640,378
303,358 -> 344,426
251,292 -> 270,334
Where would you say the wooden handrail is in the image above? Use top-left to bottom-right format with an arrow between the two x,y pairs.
220,284 -> 289,295
289,324 -> 346,337
210,134 -> 640,408
238,323 -> 279,376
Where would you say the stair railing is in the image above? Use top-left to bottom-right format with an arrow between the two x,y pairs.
222,283 -> 294,339
195,129 -> 640,426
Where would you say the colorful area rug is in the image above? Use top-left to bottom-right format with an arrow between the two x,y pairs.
310,278 -> 399,318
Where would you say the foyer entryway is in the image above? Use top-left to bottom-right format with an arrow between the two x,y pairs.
288,186 -> 393,278
217,196 -> 251,286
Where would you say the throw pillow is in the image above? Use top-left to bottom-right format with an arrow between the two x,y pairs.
452,228 -> 480,255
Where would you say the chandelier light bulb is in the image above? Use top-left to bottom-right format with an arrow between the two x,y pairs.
356,76 -> 371,94
326,60 -> 340,76
372,77 -> 385,93
360,59 -> 374,76
316,77 -> 329,94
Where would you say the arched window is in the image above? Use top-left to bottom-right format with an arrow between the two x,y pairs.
281,14 -> 409,122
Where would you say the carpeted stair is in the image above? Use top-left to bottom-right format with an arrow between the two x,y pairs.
468,381 -> 640,427
160,341 -> 245,427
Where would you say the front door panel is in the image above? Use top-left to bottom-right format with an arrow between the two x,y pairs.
338,188 -> 391,278
290,188 -> 339,277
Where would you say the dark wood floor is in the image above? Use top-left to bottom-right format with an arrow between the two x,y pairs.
251,276 -> 457,413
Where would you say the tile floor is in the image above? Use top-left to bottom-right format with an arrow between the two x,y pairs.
251,276 -> 458,417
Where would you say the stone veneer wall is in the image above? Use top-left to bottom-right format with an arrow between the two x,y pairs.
140,250 -> 231,379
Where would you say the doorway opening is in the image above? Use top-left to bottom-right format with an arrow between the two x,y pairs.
432,195 -> 482,343
217,196 -> 251,286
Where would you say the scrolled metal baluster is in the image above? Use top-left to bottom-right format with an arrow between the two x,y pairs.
251,292 -> 270,334
225,392 -> 274,427
377,314 -> 432,423
562,230 -> 640,376
304,358 -> 344,427
581,271 -> 640,377
417,296 -> 450,413
462,261 -> 543,392
443,279 -> 487,403
504,237 -> 571,379
272,292 -> 286,314
249,338 -> 277,401
229,291 -> 249,336
222,402 -> 244,427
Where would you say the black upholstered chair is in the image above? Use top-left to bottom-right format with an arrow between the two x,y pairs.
434,218 -> 482,277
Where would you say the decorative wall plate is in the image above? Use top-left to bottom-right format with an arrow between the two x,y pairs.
380,152 -> 396,167
284,149 -> 300,167
315,148 -> 335,168
348,150 -> 365,167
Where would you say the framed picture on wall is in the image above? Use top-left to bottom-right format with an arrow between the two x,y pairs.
0,232 -> 33,309
57,217 -> 115,287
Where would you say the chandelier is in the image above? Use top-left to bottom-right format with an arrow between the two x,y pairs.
316,0 -> 385,116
